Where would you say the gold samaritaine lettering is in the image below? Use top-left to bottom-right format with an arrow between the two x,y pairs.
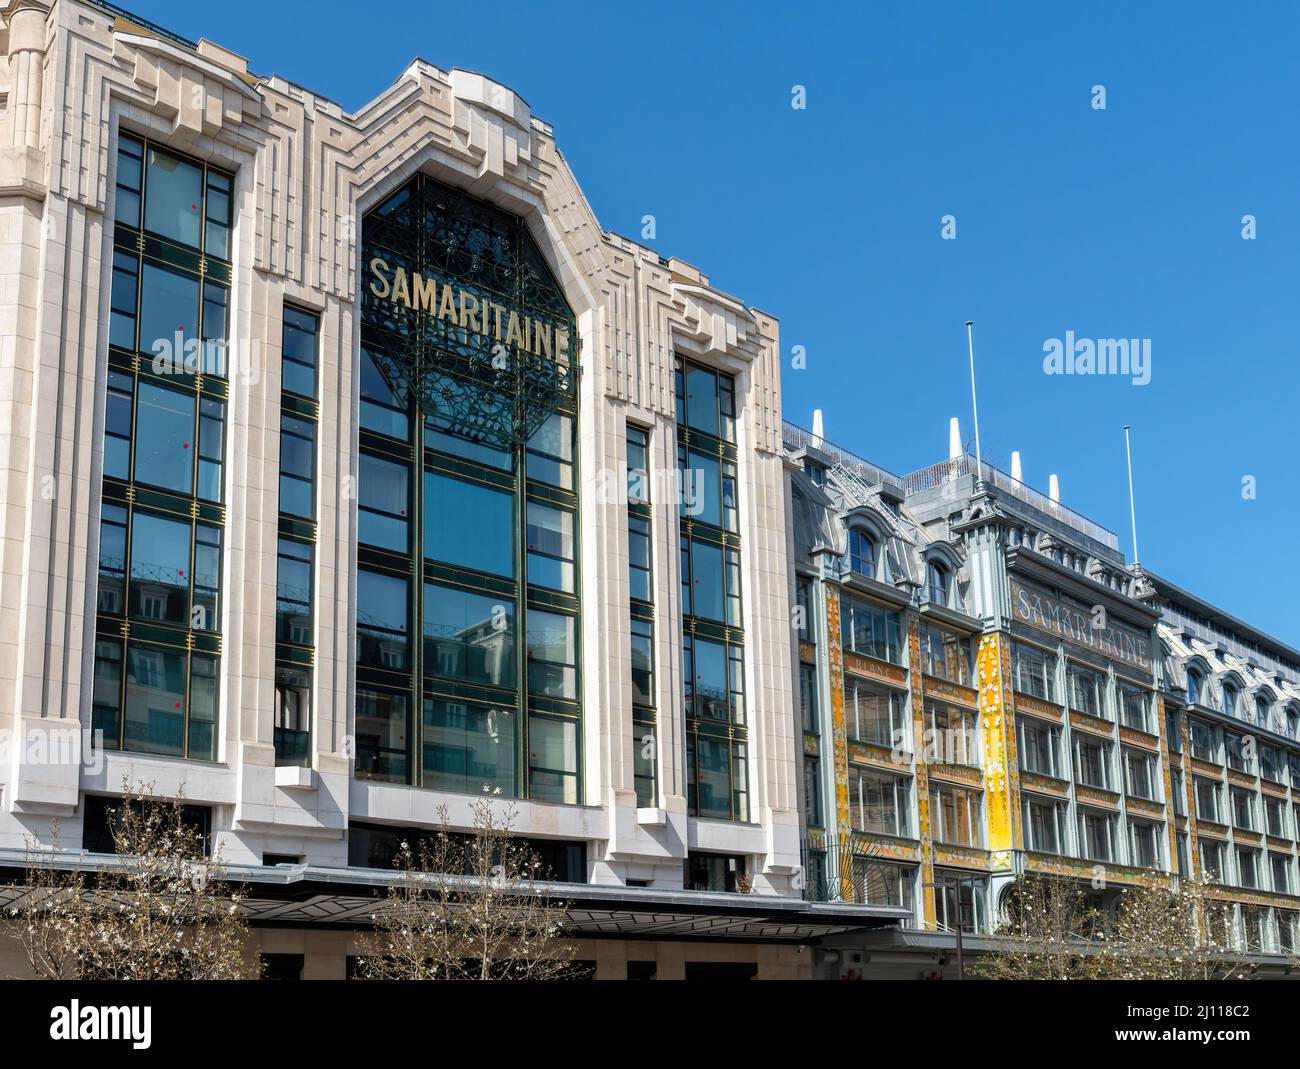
369,257 -> 391,299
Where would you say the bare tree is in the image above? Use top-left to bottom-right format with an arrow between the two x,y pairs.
1093,873 -> 1257,980
357,791 -> 578,980
973,875 -> 1106,979
2,780 -> 256,979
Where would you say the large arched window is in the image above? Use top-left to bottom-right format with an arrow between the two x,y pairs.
1288,705 -> 1300,741
849,529 -> 875,579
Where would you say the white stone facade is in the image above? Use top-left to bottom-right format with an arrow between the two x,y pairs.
0,0 -> 801,894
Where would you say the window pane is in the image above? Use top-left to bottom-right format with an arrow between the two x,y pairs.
132,382 -> 195,494
138,262 -> 200,360
424,471 -> 514,577
528,716 -> 578,803
526,501 -> 574,592
188,653 -> 218,760
423,583 -> 515,688
684,364 -> 719,436
128,512 -> 190,625
355,688 -> 409,783
526,610 -> 576,699
422,699 -> 516,795
144,147 -> 203,247
123,643 -> 187,756
358,453 -> 409,552
357,569 -> 408,670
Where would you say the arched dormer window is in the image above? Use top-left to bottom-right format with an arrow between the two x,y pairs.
849,529 -> 875,579
1222,681 -> 1238,719
1287,705 -> 1300,741
926,560 -> 948,607
1186,669 -> 1202,706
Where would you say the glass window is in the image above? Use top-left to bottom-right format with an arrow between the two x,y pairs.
526,500 -> 575,592
144,145 -> 203,248
138,262 -> 200,362
133,382 -> 195,494
359,347 -> 410,440
848,767 -> 909,836
1190,719 -> 1217,762
1078,808 -> 1115,862
925,561 -> 948,606
843,596 -> 902,664
1123,748 -> 1157,800
201,282 -> 228,376
1129,819 -> 1161,869
1260,744 -> 1283,783
528,715 -> 578,803
1222,684 -> 1238,718
192,524 -> 220,632
683,635 -> 743,724
682,362 -> 720,437
422,699 -> 515,796
804,756 -> 822,826
526,610 -> 576,700
846,675 -> 907,750
197,397 -> 224,502
1231,788 -> 1255,830
1118,681 -> 1150,731
128,511 -> 190,625
356,569 -> 408,670
276,538 -> 313,644
1186,670 -> 1201,705
1194,777 -> 1222,822
358,453 -> 409,552
204,169 -> 232,260
91,639 -> 123,746
920,623 -> 971,686
1237,847 -> 1260,888
626,425 -> 649,503
680,448 -> 721,528
1199,838 -> 1226,882
934,872 -> 986,934
855,860 -> 914,910
630,618 -> 654,707
1265,796 -> 1286,837
1271,853 -> 1292,894
97,504 -> 128,617
123,642 -> 187,756
798,662 -> 818,734
923,701 -> 978,766
115,136 -> 143,228
104,371 -> 134,480
282,306 -> 318,399
1066,662 -> 1106,718
423,471 -> 513,577
1073,736 -> 1111,789
109,250 -> 139,350
355,687 -> 409,784
274,664 -> 311,767
188,653 -> 218,760
1225,731 -> 1250,773
634,709 -> 657,808
628,515 -> 652,602
1012,641 -> 1058,702
849,530 -> 875,579
278,413 -> 315,518
422,583 -> 515,688
526,412 -> 573,489
686,730 -> 748,821
930,783 -> 982,846
1022,796 -> 1066,853
1018,717 -> 1059,777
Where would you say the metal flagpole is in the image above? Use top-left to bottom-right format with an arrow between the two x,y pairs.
966,321 -> 983,484
1124,424 -> 1140,567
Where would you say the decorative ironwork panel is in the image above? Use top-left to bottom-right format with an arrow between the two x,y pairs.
361,175 -> 578,449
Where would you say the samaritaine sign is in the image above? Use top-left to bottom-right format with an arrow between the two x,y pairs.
1009,576 -> 1153,676
359,173 -> 578,449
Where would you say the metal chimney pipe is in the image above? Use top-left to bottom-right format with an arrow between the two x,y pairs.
1011,451 -> 1023,482
948,417 -> 962,461
812,409 -> 824,449
1049,473 -> 1060,504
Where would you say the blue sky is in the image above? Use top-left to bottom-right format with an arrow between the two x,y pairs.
122,0 -> 1300,645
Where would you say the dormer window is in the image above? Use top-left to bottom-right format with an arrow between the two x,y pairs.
849,529 -> 875,579
926,561 -> 948,607
1223,683 -> 1238,719
1187,670 -> 1201,706
1255,697 -> 1270,728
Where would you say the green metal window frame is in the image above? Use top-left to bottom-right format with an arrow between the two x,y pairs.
356,174 -> 582,801
93,132 -> 233,761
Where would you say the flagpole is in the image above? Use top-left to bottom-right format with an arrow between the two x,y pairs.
1124,424 -> 1140,567
966,321 -> 983,484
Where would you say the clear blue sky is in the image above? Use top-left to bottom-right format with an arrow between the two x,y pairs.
121,0 -> 1300,646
